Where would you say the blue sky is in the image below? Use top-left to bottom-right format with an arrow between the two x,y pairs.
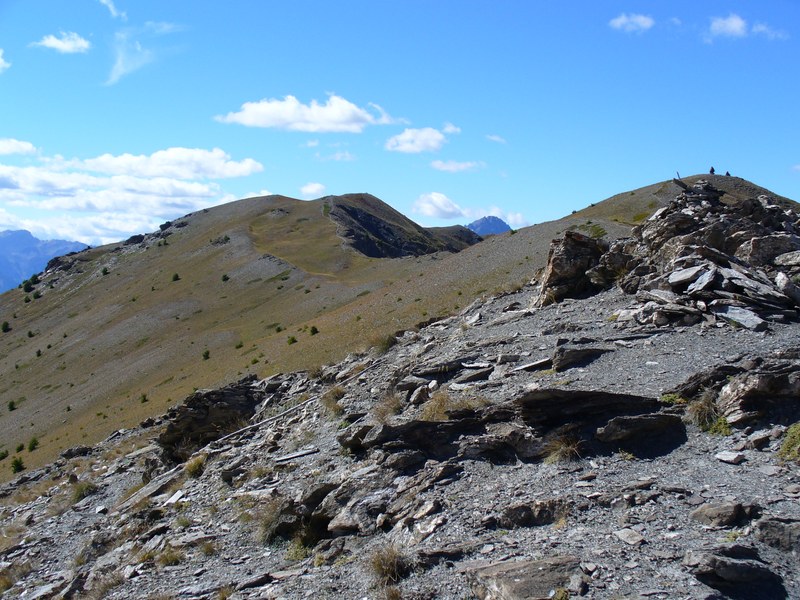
0,1 -> 798,245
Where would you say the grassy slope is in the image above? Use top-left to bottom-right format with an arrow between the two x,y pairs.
0,175 -> 791,478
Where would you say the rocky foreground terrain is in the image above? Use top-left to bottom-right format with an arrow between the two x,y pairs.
1,180 -> 800,599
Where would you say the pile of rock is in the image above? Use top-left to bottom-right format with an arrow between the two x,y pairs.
535,179 -> 800,331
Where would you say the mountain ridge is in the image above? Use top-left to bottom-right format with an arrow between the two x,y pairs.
1,176 -> 799,598
0,175 -> 793,475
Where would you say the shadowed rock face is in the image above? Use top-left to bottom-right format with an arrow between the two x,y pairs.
156,376 -> 265,463
328,194 -> 480,258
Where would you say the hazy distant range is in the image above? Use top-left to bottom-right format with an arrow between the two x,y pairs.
0,230 -> 87,293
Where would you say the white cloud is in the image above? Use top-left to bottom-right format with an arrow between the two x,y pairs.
609,13 -> 655,33
0,49 -> 10,74
385,128 -> 446,153
216,94 -> 395,133
31,31 -> 91,54
709,14 -> 748,38
99,0 -> 127,20
244,189 -> 273,198
0,139 -> 37,155
706,14 -> 787,42
0,144 -> 262,244
486,134 -> 506,144
413,192 -> 464,219
59,147 -> 263,179
300,182 -> 325,197
442,122 -> 461,134
304,140 -> 320,148
431,160 -> 483,173
412,193 -> 528,228
752,23 -> 788,40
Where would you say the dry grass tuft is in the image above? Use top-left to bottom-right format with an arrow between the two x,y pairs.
543,435 -> 584,464
373,393 -> 404,423
320,386 -> 346,416
72,481 -> 99,503
184,454 -> 207,478
157,546 -> 185,567
779,422 -> 800,464
419,391 -> 488,421
369,543 -> 410,586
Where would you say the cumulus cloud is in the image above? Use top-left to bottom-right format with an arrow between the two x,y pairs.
0,49 -> 10,74
706,14 -> 787,42
0,139 -> 37,155
486,134 -> 506,144
31,31 -> 91,53
430,160 -> 483,173
385,128 -> 446,153
300,182 -> 325,197
99,0 -> 127,20
609,13 -> 655,33
0,144 -> 262,244
216,94 -> 395,133
709,14 -> 748,38
413,192 -> 528,228
413,192 -> 464,218
59,147 -> 263,179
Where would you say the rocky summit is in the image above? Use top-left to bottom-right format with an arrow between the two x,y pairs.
1,180 -> 800,600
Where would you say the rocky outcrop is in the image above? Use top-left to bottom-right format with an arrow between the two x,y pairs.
156,375 -> 266,463
535,179 -> 800,330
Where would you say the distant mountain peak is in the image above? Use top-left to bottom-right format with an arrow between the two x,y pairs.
467,215 -> 511,236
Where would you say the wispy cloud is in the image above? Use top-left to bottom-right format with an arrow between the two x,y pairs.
99,0 -> 127,20
300,182 -> 325,197
706,14 -> 787,42
442,122 -> 461,134
385,127 -> 447,153
430,160 -> 483,173
0,49 -> 11,74
486,134 -> 506,144
0,139 -> 37,155
752,23 -> 789,41
107,22 -> 181,85
609,13 -> 655,34
216,94 -> 396,133
31,31 -> 91,54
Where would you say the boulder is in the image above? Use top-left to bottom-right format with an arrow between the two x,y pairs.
716,362 -> 800,425
684,545 -> 786,597
595,413 -> 684,443
533,231 -> 607,307
755,517 -> 800,551
689,503 -> 760,527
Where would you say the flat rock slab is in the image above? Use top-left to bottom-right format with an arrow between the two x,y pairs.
466,555 -> 585,600
614,528 -> 645,546
715,451 -> 746,465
